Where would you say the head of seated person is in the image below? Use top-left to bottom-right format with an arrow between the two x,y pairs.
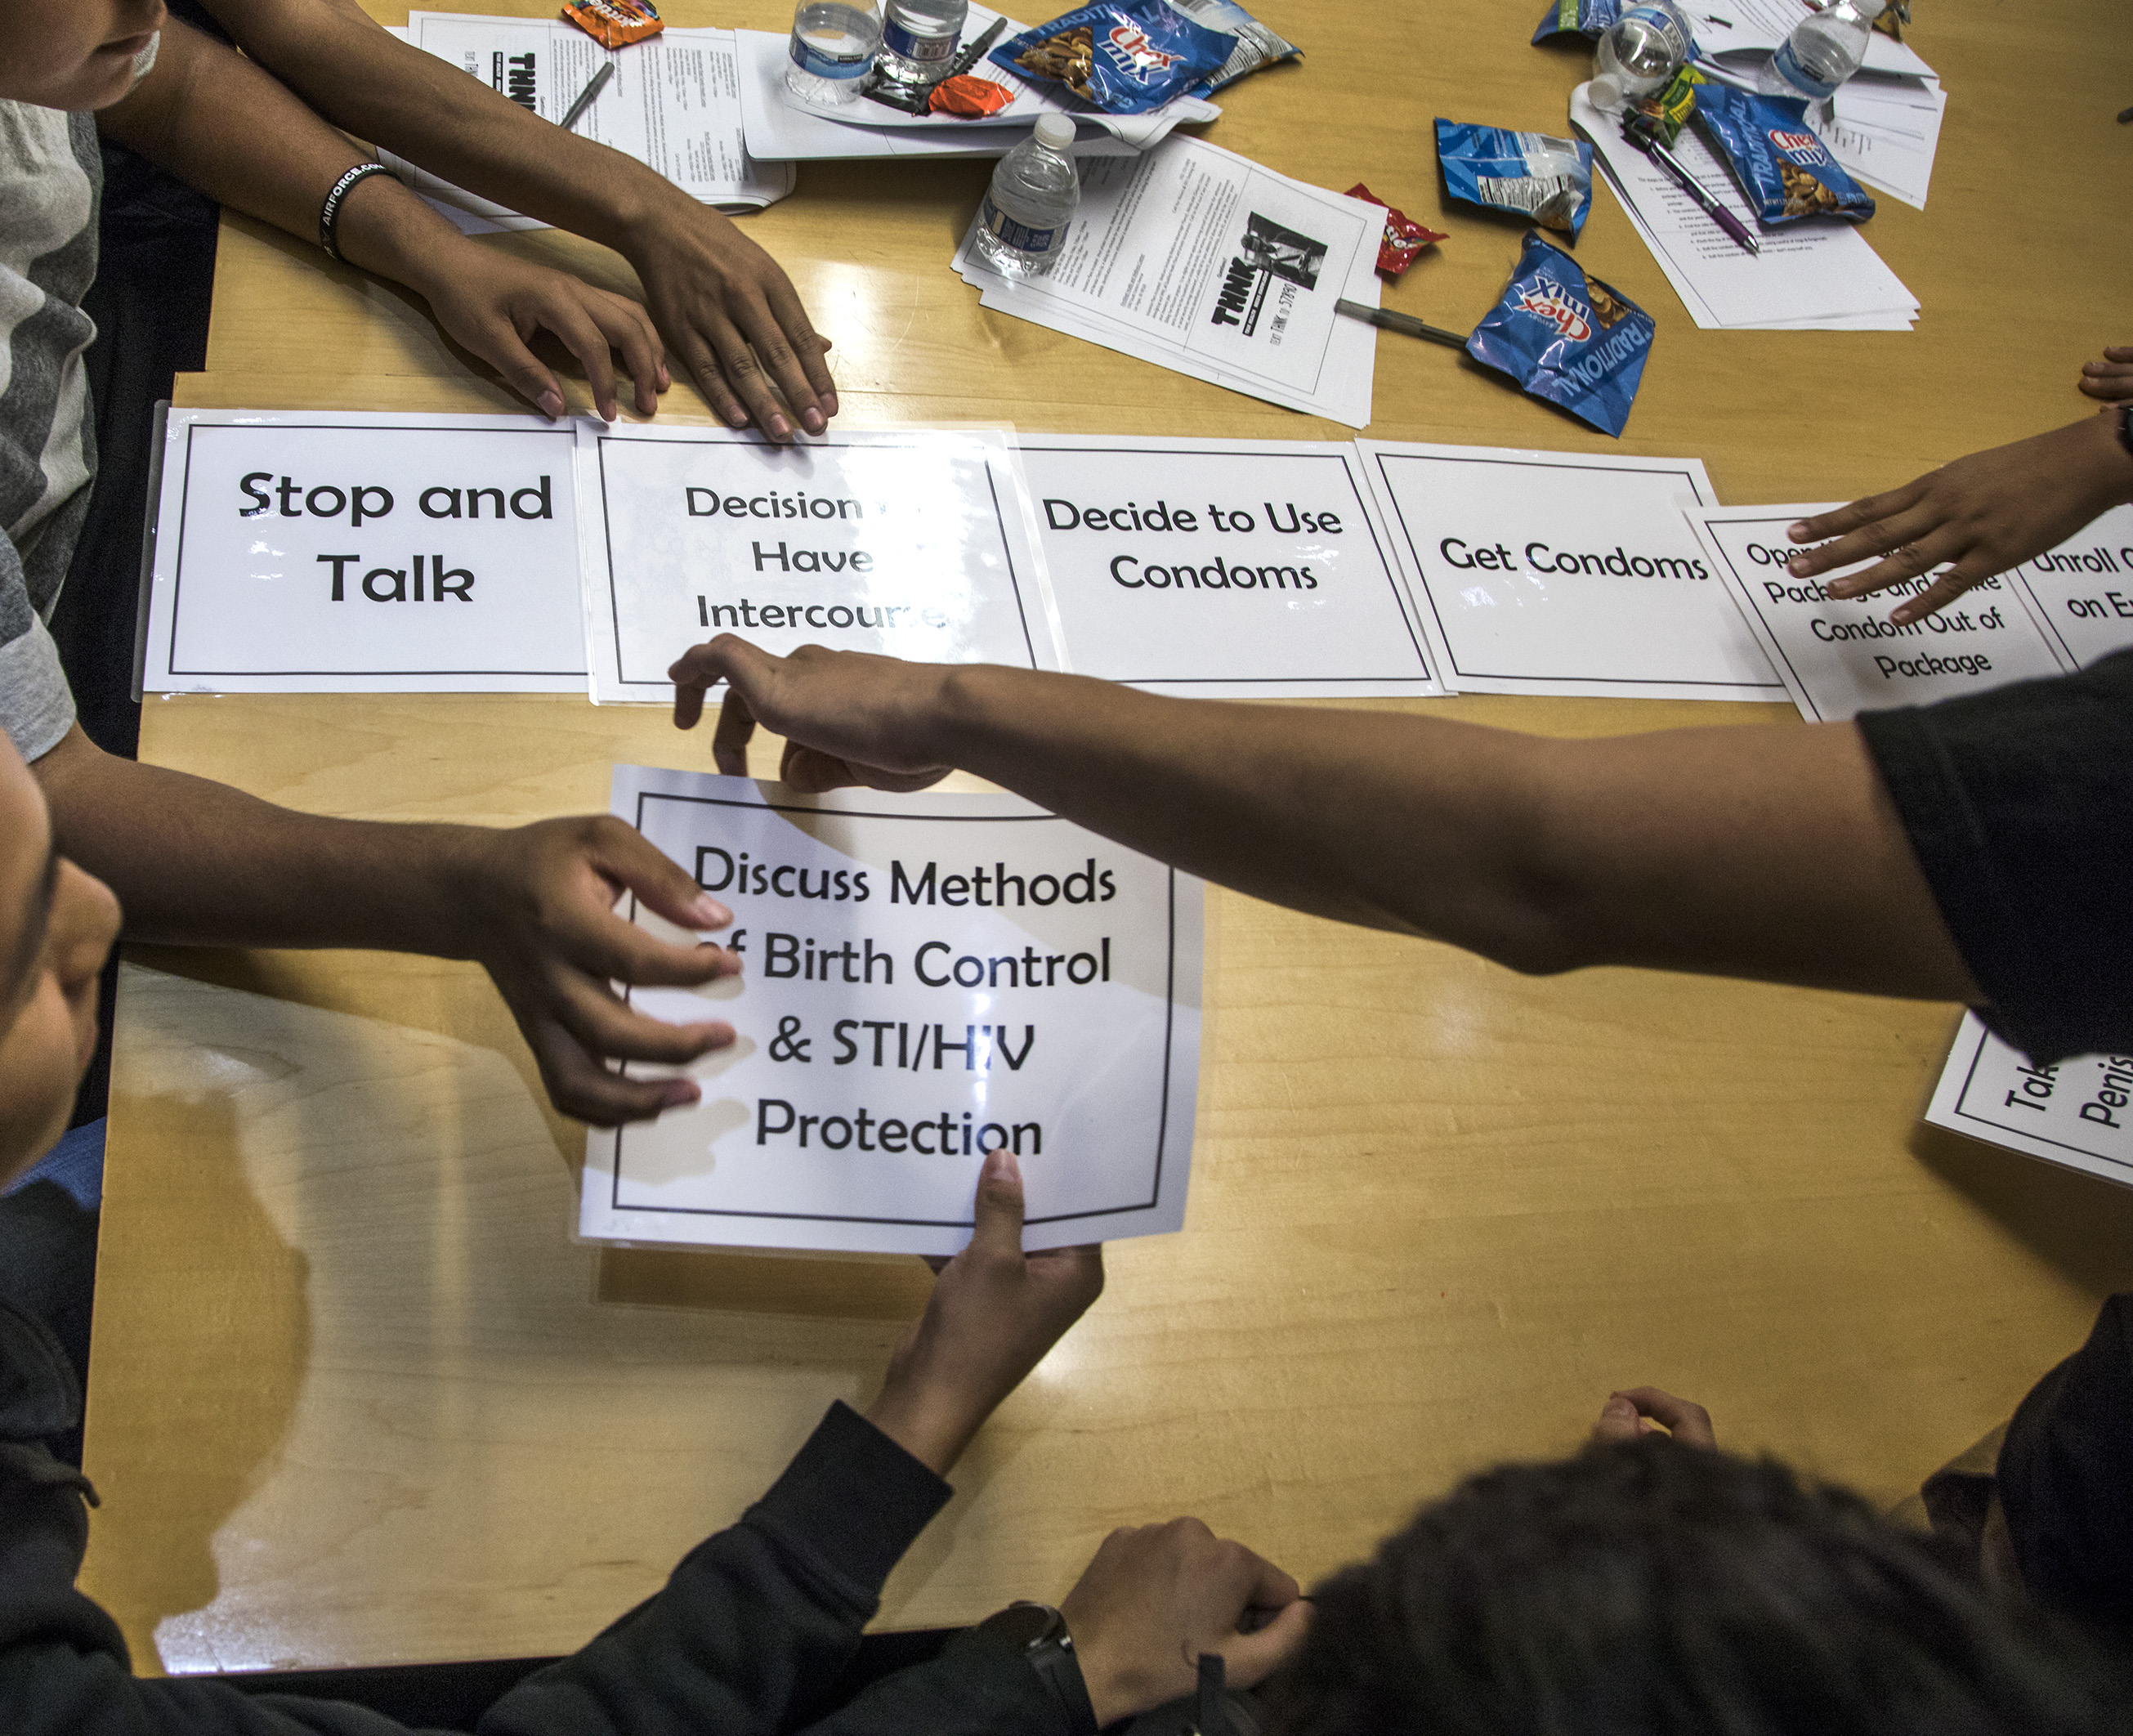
1264,1438 -> 2126,1736
0,735 -> 119,1187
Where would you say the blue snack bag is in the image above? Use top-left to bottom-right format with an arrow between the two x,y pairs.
1466,232 -> 1654,438
1531,0 -> 1621,44
991,0 -> 1235,114
1435,119 -> 1594,239
1693,81 -> 1874,224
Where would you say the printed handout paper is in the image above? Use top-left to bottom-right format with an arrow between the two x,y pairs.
1358,441 -> 1782,700
581,767 -> 1203,1254
1017,436 -> 1440,696
140,409 -> 587,693
1687,503 -> 2070,721
576,423 -> 1062,703
1925,1013 -> 2133,1193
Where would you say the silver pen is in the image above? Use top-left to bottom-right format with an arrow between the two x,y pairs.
559,60 -> 616,132
1336,299 -> 1468,350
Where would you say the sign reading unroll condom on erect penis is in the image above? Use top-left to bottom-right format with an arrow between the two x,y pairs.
579,766 -> 1203,1255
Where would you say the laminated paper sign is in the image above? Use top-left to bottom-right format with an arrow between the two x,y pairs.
1925,1012 -> 2133,1192
577,424 -> 1062,702
581,766 -> 1203,1255
140,409 -> 587,692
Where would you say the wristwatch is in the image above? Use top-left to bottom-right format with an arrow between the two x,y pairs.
964,1600 -> 1100,1735
2117,402 -> 2133,462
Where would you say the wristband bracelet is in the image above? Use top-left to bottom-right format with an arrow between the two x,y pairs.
319,161 -> 392,262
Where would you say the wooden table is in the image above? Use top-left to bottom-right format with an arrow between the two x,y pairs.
79,0 -> 2133,1676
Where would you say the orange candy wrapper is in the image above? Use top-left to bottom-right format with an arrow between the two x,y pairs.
929,74 -> 1017,117
561,0 -> 662,49
1344,183 -> 1447,278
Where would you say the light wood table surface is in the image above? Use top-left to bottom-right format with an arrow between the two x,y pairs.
80,0 -> 2133,1676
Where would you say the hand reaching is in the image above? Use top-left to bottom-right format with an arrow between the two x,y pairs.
1590,1386 -> 1717,1447
1783,413 -> 2133,624
2079,346 -> 2133,406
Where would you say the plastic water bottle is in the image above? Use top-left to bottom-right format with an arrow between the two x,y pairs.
1758,0 -> 1885,103
877,0 -> 966,89
785,0 -> 882,106
1589,0 -> 1693,112
973,114 -> 1080,279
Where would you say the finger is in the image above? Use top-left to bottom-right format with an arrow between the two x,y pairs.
1784,481 -> 1930,570
671,633 -> 783,739
523,1018 -> 702,1126
734,296 -> 830,436
1219,1598 -> 1313,1689
547,966 -> 736,1067
764,278 -> 838,414
480,320 -> 568,419
543,299 -> 622,423
585,293 -> 667,418
712,688 -> 759,774
968,1147 -> 1026,1262
706,324 -> 798,444
1888,557 -> 1996,625
586,815 -> 734,933
1818,521 -> 1961,598
1791,503 -> 1948,587
1591,1391 -> 1643,1444
671,326 -> 753,431
1614,1387 -> 1717,1447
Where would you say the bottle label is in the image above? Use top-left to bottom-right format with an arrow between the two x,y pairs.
789,27 -> 873,78
882,18 -> 957,61
1771,38 -> 1839,99
981,193 -> 1059,256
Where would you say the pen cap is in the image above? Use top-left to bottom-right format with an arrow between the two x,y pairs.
1033,113 -> 1076,150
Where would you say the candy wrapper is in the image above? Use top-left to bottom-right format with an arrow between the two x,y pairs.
561,0 -> 661,48
1692,82 -> 1875,224
1629,65 -> 1699,148
1167,0 -> 1300,93
1530,0 -> 1622,43
1344,184 -> 1447,278
1435,120 -> 1594,238
1466,232 -> 1653,438
930,73 -> 1017,115
991,0 -> 1234,114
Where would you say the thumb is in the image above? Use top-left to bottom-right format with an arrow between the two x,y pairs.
968,1148 -> 1026,1261
1218,1599 -> 1313,1689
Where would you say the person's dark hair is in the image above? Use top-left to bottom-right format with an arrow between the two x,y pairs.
1264,1438 -> 2131,1736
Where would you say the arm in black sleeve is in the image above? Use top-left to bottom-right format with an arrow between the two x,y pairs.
478,1402 -> 952,1736
788,1637 -> 1081,1736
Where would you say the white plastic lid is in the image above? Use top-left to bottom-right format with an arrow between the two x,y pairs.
1033,113 -> 1076,150
1589,73 -> 1625,111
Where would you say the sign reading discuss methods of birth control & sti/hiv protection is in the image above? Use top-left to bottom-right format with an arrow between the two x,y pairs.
576,424 -> 1060,703
580,767 -> 1203,1255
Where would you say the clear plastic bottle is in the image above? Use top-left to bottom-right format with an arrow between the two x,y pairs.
1758,0 -> 1885,103
973,114 -> 1080,279
785,0 -> 882,106
876,0 -> 967,90
1589,0 -> 1694,112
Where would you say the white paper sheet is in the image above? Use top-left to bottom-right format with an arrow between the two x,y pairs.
400,15 -> 793,221
1818,77 -> 1946,210
1689,0 -> 1938,82
1356,441 -> 1780,700
1687,502 -> 2071,721
140,409 -> 588,693
1925,1013 -> 2133,1192
1573,85 -> 1916,331
581,767 -> 1203,1254
1016,436 -> 1440,696
576,423 -> 1061,702
954,136 -> 1381,427
2002,505 -> 2133,671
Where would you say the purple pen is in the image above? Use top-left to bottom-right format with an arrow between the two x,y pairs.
1621,119 -> 1761,257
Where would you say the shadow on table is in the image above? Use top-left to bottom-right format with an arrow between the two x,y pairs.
1910,1123 -> 2133,1298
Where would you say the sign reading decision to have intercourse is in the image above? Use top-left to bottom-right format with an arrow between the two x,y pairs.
1357,441 -> 1783,701
1687,503 -> 2073,722
1925,1012 -> 2133,1194
576,424 -> 1060,704
142,409 -> 588,693
1015,436 -> 1442,698
580,766 -> 1203,1255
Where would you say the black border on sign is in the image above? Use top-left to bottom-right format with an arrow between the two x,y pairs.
1369,450 -> 1786,691
1946,1022 -> 2133,1175
594,433 -> 1040,690
164,421 -> 586,678
1018,443 -> 1435,686
609,789 -> 1181,1229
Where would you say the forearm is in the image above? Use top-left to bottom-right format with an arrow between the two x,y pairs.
204,0 -> 687,250
920,669 -> 1979,1000
33,727 -> 475,954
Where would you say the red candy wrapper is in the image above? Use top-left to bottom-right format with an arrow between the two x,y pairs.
561,0 -> 661,48
929,74 -> 1017,117
1344,183 -> 1447,278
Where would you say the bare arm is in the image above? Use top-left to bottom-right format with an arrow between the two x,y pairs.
196,0 -> 836,440
672,640 -> 1982,1004
99,15 -> 664,418
34,726 -> 741,1123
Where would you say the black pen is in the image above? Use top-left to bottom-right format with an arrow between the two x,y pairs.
1336,299 -> 1467,350
559,60 -> 615,132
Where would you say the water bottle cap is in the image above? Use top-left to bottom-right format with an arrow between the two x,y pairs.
1590,73 -> 1624,110
1032,113 -> 1076,149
